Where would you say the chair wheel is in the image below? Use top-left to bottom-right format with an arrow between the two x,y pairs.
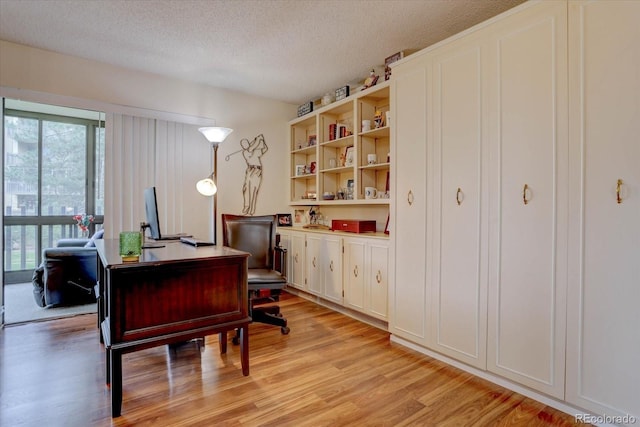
281,326 -> 290,335
276,313 -> 283,318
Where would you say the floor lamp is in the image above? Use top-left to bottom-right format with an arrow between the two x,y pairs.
197,127 -> 233,244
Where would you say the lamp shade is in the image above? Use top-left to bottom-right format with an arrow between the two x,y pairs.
198,127 -> 233,143
196,177 -> 217,196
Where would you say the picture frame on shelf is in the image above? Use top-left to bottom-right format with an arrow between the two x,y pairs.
277,213 -> 292,226
308,135 -> 317,146
344,146 -> 355,167
295,165 -> 306,176
294,209 -> 305,224
335,85 -> 350,101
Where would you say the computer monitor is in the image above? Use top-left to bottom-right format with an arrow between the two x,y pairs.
143,186 -> 162,240
143,187 -> 191,242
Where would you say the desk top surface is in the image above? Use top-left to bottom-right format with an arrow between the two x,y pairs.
96,239 -> 249,269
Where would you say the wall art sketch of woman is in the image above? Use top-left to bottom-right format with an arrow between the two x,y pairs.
241,134 -> 268,215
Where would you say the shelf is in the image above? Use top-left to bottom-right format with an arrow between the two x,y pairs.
320,135 -> 355,149
292,145 -> 317,154
320,166 -> 352,174
358,162 -> 390,171
290,198 -> 390,206
292,173 -> 317,180
359,126 -> 390,138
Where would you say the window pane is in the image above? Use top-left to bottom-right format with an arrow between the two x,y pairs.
41,121 -> 87,216
95,126 -> 105,216
3,225 -> 38,271
3,116 -> 39,216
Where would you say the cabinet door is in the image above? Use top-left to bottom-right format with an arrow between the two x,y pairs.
486,1 -> 568,399
322,235 -> 343,304
368,241 -> 388,321
429,33 -> 488,369
306,235 -> 323,295
277,230 -> 292,279
566,1 -> 640,419
344,238 -> 366,312
389,58 -> 429,344
288,232 -> 306,290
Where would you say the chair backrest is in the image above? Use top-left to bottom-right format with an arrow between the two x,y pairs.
221,214 -> 276,270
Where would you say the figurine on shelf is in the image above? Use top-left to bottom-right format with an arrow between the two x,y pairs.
374,109 -> 383,128
339,151 -> 347,167
362,69 -> 379,90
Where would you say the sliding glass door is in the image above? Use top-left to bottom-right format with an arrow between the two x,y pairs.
3,101 -> 105,283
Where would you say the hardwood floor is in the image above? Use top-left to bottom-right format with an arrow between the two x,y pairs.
0,293 -> 585,427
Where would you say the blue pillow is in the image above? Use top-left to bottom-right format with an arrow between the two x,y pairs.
84,229 -> 105,247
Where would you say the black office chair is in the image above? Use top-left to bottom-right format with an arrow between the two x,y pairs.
222,214 -> 290,339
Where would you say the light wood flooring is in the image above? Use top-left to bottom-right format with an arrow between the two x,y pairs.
0,292 -> 586,426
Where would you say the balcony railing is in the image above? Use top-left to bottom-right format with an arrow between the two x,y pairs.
3,208 -> 104,283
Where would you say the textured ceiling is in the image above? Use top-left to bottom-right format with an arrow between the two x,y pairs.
0,0 -> 524,105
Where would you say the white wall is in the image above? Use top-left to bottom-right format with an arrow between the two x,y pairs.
0,40 -> 297,242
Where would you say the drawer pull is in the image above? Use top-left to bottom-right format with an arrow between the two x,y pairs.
376,271 -> 382,283
408,190 -> 414,206
330,260 -> 334,272
353,265 -> 358,278
523,184 -> 530,205
312,257 -> 316,268
456,187 -> 462,206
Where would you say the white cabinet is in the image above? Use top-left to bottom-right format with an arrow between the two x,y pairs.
344,237 -> 389,321
343,238 -> 366,312
389,55 -> 429,345
389,0 -> 638,418
281,228 -> 389,321
306,234 -> 323,296
485,0 -> 568,399
322,234 -> 343,304
279,229 -> 306,291
367,241 -> 389,320
566,1 -> 640,420
303,232 -> 343,303
391,0 -> 568,398
428,31 -> 489,369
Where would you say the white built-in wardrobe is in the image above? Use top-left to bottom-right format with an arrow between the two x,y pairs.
389,0 -> 639,422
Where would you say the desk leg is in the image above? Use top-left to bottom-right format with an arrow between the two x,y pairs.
240,325 -> 249,376
110,349 -> 123,417
218,332 -> 227,354
105,346 -> 111,385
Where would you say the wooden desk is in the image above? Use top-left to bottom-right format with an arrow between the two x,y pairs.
95,239 -> 250,417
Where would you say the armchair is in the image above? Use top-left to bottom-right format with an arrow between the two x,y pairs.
32,230 -> 103,307
221,214 -> 290,336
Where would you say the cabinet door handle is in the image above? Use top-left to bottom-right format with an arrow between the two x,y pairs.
407,190 -> 414,206
353,265 -> 358,278
312,257 -> 316,268
456,187 -> 462,206
330,260 -> 334,272
617,179 -> 623,204
376,270 -> 382,283
294,253 -> 299,263
523,184 -> 530,205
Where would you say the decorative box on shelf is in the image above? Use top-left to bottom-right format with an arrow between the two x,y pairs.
331,219 -> 376,233
297,101 -> 313,117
